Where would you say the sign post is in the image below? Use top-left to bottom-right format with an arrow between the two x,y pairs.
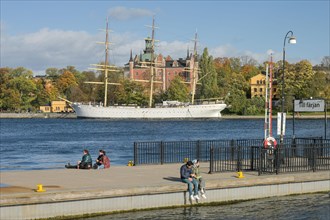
277,112 -> 286,136
293,99 -> 326,139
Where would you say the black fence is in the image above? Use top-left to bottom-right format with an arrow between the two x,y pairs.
134,139 -> 262,165
258,143 -> 330,175
133,137 -> 330,175
134,138 -> 297,166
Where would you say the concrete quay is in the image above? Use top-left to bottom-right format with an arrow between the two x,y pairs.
1,163 -> 329,219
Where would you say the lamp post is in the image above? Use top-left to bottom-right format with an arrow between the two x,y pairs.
280,31 -> 296,145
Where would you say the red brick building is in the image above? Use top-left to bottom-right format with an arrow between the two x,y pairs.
125,37 -> 198,93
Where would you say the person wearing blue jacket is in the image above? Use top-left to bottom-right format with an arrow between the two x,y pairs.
180,161 -> 200,201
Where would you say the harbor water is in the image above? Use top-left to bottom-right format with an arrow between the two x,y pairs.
0,118 -> 329,219
0,118 -> 328,171
84,193 -> 330,220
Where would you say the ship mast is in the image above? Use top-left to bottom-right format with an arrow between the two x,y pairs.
103,17 -> 110,107
133,16 -> 161,107
87,17 -> 120,107
191,31 -> 198,104
148,17 -> 156,108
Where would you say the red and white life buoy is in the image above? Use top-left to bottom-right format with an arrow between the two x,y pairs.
264,136 -> 277,149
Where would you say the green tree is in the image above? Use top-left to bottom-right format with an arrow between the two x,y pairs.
282,60 -> 313,100
165,76 -> 190,102
114,79 -> 148,106
198,48 -> 219,99
225,88 -> 247,115
245,97 -> 265,115
5,67 -> 37,111
45,68 -> 60,83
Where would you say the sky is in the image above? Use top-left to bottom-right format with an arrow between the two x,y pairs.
1,0 -> 329,75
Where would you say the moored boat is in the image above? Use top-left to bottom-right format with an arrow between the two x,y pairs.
72,101 -> 226,119
69,17 -> 227,119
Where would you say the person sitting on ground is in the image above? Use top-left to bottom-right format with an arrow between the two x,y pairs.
192,159 -> 206,199
93,150 -> 104,169
93,150 -> 110,169
65,149 -> 92,169
102,150 -> 110,169
180,160 -> 200,201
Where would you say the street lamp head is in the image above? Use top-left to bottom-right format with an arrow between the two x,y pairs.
289,36 -> 296,44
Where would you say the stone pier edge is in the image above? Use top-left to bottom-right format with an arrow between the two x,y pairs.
1,179 -> 329,220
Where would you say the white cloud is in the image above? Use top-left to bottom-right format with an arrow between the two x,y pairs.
2,27 -> 292,75
210,45 -> 282,64
157,40 -> 190,59
1,28 -> 142,74
108,7 -> 154,21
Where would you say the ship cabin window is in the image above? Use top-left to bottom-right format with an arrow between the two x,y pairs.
136,72 -> 139,76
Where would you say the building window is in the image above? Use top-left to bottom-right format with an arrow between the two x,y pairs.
260,95 -> 263,97
254,88 -> 257,92
257,80 -> 259,84
259,88 -> 263,92
273,88 -> 277,92
263,80 -> 265,84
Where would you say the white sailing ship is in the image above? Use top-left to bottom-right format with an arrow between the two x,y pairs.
70,17 -> 226,119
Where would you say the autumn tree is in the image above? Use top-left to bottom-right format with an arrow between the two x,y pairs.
56,70 -> 78,100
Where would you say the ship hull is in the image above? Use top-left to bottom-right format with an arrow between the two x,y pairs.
71,103 -> 227,119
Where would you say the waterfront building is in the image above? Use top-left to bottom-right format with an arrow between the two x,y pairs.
250,73 -> 279,99
124,37 -> 198,93
39,101 -> 73,113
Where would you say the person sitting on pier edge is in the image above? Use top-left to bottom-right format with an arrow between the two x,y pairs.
65,149 -> 92,169
192,159 -> 206,199
180,161 -> 200,201
93,150 -> 110,169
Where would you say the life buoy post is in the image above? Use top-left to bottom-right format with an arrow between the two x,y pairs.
264,136 -> 277,149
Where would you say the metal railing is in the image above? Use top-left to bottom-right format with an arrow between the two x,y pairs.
258,142 -> 330,175
133,137 -> 330,175
133,138 -> 292,166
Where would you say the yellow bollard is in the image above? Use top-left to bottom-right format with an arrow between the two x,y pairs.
237,171 -> 245,178
36,184 -> 46,192
127,161 -> 134,166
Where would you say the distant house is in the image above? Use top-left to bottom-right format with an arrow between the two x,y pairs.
40,101 -> 73,113
39,105 -> 51,113
250,73 -> 279,99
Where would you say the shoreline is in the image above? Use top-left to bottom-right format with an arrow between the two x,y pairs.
0,112 -> 327,119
